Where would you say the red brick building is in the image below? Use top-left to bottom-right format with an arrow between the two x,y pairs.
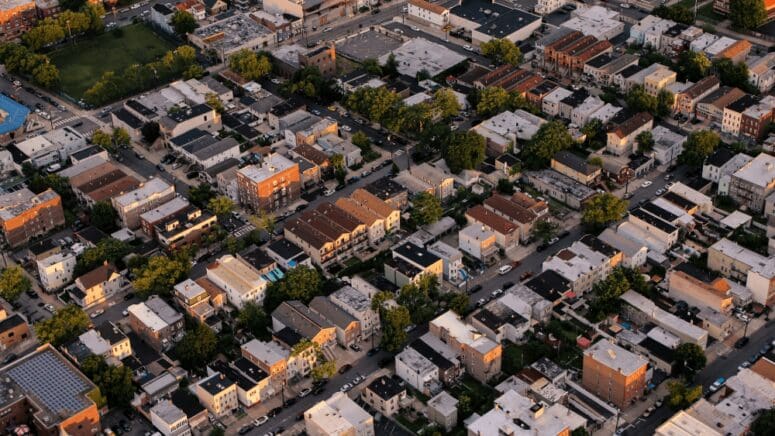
0,188 -> 65,247
237,153 -> 301,213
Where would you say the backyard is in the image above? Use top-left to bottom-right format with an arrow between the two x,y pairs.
50,24 -> 177,100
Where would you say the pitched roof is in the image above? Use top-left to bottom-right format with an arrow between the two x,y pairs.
77,262 -> 119,290
611,112 -> 653,138
465,205 -> 518,235
484,194 -> 539,224
409,0 -> 448,14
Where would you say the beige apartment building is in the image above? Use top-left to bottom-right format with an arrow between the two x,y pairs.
112,178 -> 175,229
195,372 -> 238,417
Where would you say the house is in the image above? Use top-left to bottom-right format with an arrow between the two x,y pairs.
173,279 -> 218,324
627,207 -> 680,249
70,262 -> 122,309
0,345 -> 102,436
708,238 -> 775,305
542,87 -> 574,116
304,392 -> 375,436
139,197 -> 191,237
195,372 -> 237,417
483,192 -> 549,242
361,376 -> 406,417
458,224 -> 498,263
154,205 -> 217,251
112,178 -> 175,230
272,301 -> 336,348
149,400 -> 191,436
67,160 -> 141,205
37,250 -> 76,291
0,188 -> 65,247
722,94 -> 757,136
206,254 -> 268,309
395,346 -> 442,395
695,86 -> 745,123
0,311 -> 30,351
385,242 -> 444,287
525,170 -> 596,210
237,153 -> 301,213
316,135 -> 362,168
542,240 -> 614,295
428,311 -> 502,383
561,5 -> 624,40
621,291 -> 708,349
309,296 -> 360,348
364,177 -> 409,211
241,338 -> 290,381
427,240 -> 465,283
606,112 -> 654,156
395,163 -> 455,200
741,97 -> 775,141
209,360 -> 272,408
168,129 -> 241,170
265,238 -> 312,269
14,126 -> 87,168
675,76 -> 720,115
407,0 -> 450,28
551,151 -> 601,186
650,125 -> 686,166
465,205 -> 519,249
160,104 -> 221,139
582,340 -> 648,408
427,391 -> 459,432
668,263 -> 734,313
66,322 -> 132,365
127,296 -> 185,351
728,152 -> 775,212
598,228 -> 648,268
176,0 -> 206,20
469,301 -> 530,344
747,53 -> 775,92
349,188 -> 401,233
150,3 -> 176,34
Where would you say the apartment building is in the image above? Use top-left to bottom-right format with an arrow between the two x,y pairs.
427,240 -> 465,283
127,296 -> 185,351
471,109 -> 546,156
364,177 -> 409,211
582,340 -> 648,408
458,224 -> 497,263
0,0 -> 37,42
627,207 -> 680,249
304,392 -> 375,436
70,262 -> 122,309
272,300 -> 336,348
67,160 -> 141,205
395,346 -> 442,395
67,322 -> 133,365
0,188 -> 65,247
675,76 -> 720,116
427,391 -> 459,432
667,263 -> 734,313
722,94 -> 756,136
168,129 -> 241,170
0,311 -> 30,351
551,150 -> 601,186
620,290 -> 709,349
196,373 -> 237,417
583,53 -> 639,86
483,192 -> 549,242
309,296 -> 360,348
206,254 -> 268,309
0,345 -> 101,436
695,86 -> 745,122
542,239 -> 615,295
237,153 -> 301,213
465,205 -> 519,249
329,285 -> 380,341
541,29 -> 612,76
139,197 -> 191,237
526,169 -> 596,210
740,97 -> 775,141
37,250 -> 76,291
428,311 -> 502,383
112,178 -> 175,229
160,104 -> 221,139
728,152 -> 775,212
385,242 -> 444,287
708,238 -> 775,305
154,205 -> 217,251
598,228 -> 648,268
361,376 -> 406,417
606,112 -> 654,156
150,400 -> 191,436
407,0 -> 450,27
643,67 -> 677,96
173,279 -> 217,323
396,163 -> 455,200
747,52 -> 775,92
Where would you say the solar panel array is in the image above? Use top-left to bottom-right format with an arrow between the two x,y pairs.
6,350 -> 90,414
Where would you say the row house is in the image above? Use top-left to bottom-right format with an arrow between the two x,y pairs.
111,178 -> 175,230
696,86 -> 746,123
465,205 -> 520,249
674,76 -> 720,116
583,53 -> 639,86
271,300 -> 337,349
747,53 -> 775,93
155,205 -> 217,251
206,254 -> 268,309
482,192 -> 548,242
542,236 -> 618,295
127,295 -> 185,351
384,242 -> 444,287
606,111 -> 654,156
551,150 -> 601,186
708,238 -> 775,305
728,152 -> 775,212
543,30 -> 612,77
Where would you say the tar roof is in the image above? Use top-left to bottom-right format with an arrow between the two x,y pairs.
525,270 -> 569,302
199,372 -> 234,396
631,208 -> 678,233
553,150 -> 598,176
366,375 -> 405,400
393,242 -> 441,268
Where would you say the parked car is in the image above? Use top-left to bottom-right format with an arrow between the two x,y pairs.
299,388 -> 312,398
350,343 -> 362,352
641,180 -> 652,188
238,425 -> 253,435
90,309 -> 104,319
254,416 -> 268,427
338,364 -> 352,374
498,265 -> 512,275
709,377 -> 725,393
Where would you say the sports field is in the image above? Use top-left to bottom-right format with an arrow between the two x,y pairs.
50,24 -> 176,100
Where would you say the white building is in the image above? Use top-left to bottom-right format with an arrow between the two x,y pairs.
561,5 -> 624,40
542,240 -> 612,294
395,346 -> 440,395
14,126 -> 87,168
427,240 -> 464,283
542,87 -> 573,116
150,400 -> 190,436
650,125 -> 686,165
206,255 -> 268,309
535,0 -> 566,15
305,392 -> 375,436
37,250 -> 76,291
407,0 -> 449,27
329,285 -> 380,340
472,109 -> 546,154
112,178 -> 175,230
571,95 -> 605,127
458,224 -> 497,262
598,228 -> 648,268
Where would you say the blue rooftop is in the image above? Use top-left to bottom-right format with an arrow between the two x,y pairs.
0,94 -> 29,135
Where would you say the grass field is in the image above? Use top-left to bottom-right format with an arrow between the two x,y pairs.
50,24 -> 176,100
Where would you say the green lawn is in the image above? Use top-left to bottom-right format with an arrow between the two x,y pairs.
50,24 -> 176,100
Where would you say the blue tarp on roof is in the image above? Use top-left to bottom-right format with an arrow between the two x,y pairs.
0,94 -> 29,135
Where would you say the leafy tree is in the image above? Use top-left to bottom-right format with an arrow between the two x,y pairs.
351,131 -> 370,148
448,292 -> 470,315
480,38 -> 522,66
582,118 -> 604,144
636,131 -> 654,153
248,209 -> 276,236
381,305 -> 411,352
588,156 -> 603,167
677,50 -> 711,82
188,183 -> 215,208
207,195 -> 235,216
397,279 -> 436,324
751,408 -> 775,436
652,4 -> 695,24
476,86 -> 510,117
432,88 -> 461,120
531,220 -> 559,243
523,121 -> 573,169
132,255 -> 190,298
229,49 -> 272,80
667,380 -> 703,409
175,323 -> 217,371
91,129 -> 114,153
680,130 -> 720,167
141,121 -> 160,143
285,66 -> 340,102
291,338 -> 317,356
656,89 -> 674,117
713,58 -> 754,91
444,130 -> 485,173
362,58 -> 382,75
586,267 -> 633,321
205,93 -> 224,113
80,355 -> 134,408
582,193 -> 628,231
674,343 -> 707,380
346,86 -> 402,124
171,10 -> 198,36
371,291 -> 394,311
497,178 -> 515,194
311,360 -> 337,381
625,85 -> 657,114
90,201 -> 118,232
60,0 -> 86,11
183,63 -> 205,80
265,265 -> 322,311
35,305 -> 90,346
383,53 -> 399,78
76,238 -> 131,275
458,393 -> 473,418
730,0 -> 766,30
0,266 -> 31,301
411,192 -> 443,225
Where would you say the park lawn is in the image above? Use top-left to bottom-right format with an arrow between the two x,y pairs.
50,24 -> 176,100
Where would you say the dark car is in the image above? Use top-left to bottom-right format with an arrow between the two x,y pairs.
559,230 -> 570,238
379,357 -> 392,367
26,289 -> 38,299
469,284 -> 483,294
268,407 -> 282,417
2,353 -> 17,364
536,243 -> 548,252
313,386 -> 326,396
186,171 -> 199,179
338,364 -> 352,374
124,292 -> 135,301
238,425 -> 253,435
502,281 -> 514,289
735,337 -> 750,349
284,398 -> 297,407
296,413 -> 305,421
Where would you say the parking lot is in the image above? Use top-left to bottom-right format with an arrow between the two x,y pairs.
335,29 -> 404,62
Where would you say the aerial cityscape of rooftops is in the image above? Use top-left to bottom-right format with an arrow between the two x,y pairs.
4,0 -> 775,434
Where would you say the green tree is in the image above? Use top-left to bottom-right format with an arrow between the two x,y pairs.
680,130 -> 720,167
80,355 -> 134,408
75,238 -> 131,276
0,266 -> 31,301
713,58 -> 754,90
351,131 -> 370,148
362,58 -> 382,75
91,129 -> 114,153
229,49 -> 272,80
636,131 -> 654,153
171,10 -> 198,36
207,195 -> 235,216
730,0 -> 766,30
674,343 -> 707,380
248,209 -> 276,236
751,408 -> 775,436
625,85 -> 657,114
458,393 -> 473,418
582,118 -> 604,144
444,131 -> 486,173
677,50 -> 712,82
188,183 -> 215,208
265,265 -> 322,311
383,53 -> 399,78
588,156 -> 603,167
90,201 -> 118,232
571,428 -> 590,436
582,193 -> 628,231
346,86 -> 402,124
371,291 -> 394,311
175,323 -> 217,371
210,429 -> 225,436
32,63 -> 59,88
397,281 -> 434,324
652,4 -> 695,24
113,128 -> 131,148
656,89 -> 674,117
132,255 -> 190,298
448,292 -> 470,315
497,178 -> 515,194
35,305 -> 90,346
381,305 -> 411,352
311,360 -> 337,381
411,192 -> 443,226
531,220 -> 559,243
476,86 -> 510,117
432,88 -> 461,120
141,121 -> 160,143
523,121 -> 573,169
480,38 -> 522,66
238,302 -> 271,340
667,380 -> 703,409
205,93 -> 224,113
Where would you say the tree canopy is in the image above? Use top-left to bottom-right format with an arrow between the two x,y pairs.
141,121 -> 161,144
679,130 -> 720,167
75,238 -> 131,276
522,121 -> 573,169
729,0 -> 767,30
0,266 -> 31,301
480,38 -> 522,66
132,255 -> 190,299
713,58 -> 755,91
531,220 -> 559,243
411,192 -> 443,226
667,380 -> 703,409
80,355 -> 134,408
674,343 -> 707,380
188,183 -> 216,209
582,193 -> 628,231
751,408 -> 775,436
265,265 -> 322,311
444,131 -> 486,173
652,4 -> 695,24
237,302 -> 271,341
0,43 -> 60,88
171,10 -> 198,36
677,51 -> 712,82
229,49 -> 272,80
380,305 -> 411,353
175,323 -> 217,371
207,195 -> 235,216
35,305 -> 90,347
90,201 -> 118,233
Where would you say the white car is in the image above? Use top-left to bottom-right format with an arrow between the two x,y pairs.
90,309 -> 104,319
394,28 -> 404,34
655,188 -> 664,196
463,45 -> 473,51
341,125 -> 352,132
641,180 -> 652,188
411,26 -> 419,31
254,416 -> 268,427
498,265 -> 512,275
44,304 -> 55,313
339,383 -> 352,392
299,387 -> 312,398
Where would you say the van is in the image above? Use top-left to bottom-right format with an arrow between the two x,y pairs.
498,265 -> 512,275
